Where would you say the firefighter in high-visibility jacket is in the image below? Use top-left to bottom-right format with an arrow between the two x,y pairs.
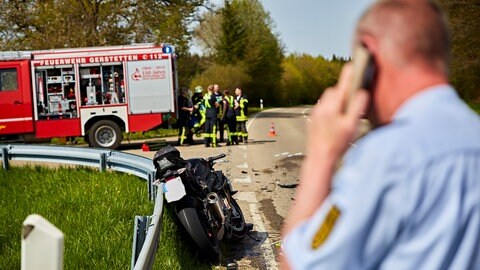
222,89 -> 238,145
203,84 -> 219,147
176,88 -> 194,146
213,84 -> 225,143
191,86 -> 205,134
234,87 -> 248,143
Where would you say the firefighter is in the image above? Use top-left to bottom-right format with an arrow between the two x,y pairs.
234,87 -> 249,143
222,89 -> 238,146
213,84 -> 225,143
191,86 -> 205,134
177,88 -> 194,146
203,85 -> 219,147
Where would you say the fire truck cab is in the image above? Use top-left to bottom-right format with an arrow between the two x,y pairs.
0,44 -> 177,149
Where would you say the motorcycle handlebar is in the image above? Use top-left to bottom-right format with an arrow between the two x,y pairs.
162,170 -> 175,180
207,153 -> 226,163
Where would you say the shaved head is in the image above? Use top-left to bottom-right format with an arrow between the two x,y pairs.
356,0 -> 450,73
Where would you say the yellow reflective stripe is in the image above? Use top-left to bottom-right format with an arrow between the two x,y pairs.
239,98 -> 248,118
227,96 -> 234,108
179,127 -> 186,145
236,116 -> 248,121
212,125 -> 217,146
311,205 -> 341,249
204,94 -> 212,108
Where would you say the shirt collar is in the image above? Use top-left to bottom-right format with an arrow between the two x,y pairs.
393,84 -> 457,122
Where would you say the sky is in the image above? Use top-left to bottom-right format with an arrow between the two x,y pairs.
258,0 -> 375,58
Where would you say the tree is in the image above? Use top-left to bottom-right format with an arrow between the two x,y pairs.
190,63 -> 252,91
439,0 -> 480,103
279,54 -> 344,105
0,0 -> 207,55
193,10 -> 223,57
194,0 -> 284,105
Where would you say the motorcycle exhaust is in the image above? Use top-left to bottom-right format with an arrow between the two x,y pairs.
207,192 -> 226,225
207,192 -> 226,239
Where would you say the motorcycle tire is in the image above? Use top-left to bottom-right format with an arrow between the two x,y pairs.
229,197 -> 249,241
175,198 -> 221,261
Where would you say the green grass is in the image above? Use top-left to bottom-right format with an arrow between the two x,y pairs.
124,128 -> 179,141
50,128 -> 179,145
0,166 -> 211,269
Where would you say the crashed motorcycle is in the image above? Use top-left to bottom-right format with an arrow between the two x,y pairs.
153,145 -> 252,260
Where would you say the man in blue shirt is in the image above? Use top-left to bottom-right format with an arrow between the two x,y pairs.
282,1 -> 480,269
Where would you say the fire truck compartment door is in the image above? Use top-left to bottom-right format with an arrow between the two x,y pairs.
127,59 -> 174,114
0,61 -> 34,135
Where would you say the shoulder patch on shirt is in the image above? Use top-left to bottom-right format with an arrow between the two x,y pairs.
311,205 -> 341,249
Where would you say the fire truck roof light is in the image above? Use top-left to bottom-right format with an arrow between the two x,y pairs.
0,51 -> 32,61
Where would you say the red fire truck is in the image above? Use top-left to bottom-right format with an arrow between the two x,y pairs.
0,44 -> 178,149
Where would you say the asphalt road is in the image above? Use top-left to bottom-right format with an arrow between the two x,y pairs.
125,106 -> 310,269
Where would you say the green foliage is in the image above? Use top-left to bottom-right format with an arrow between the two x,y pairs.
278,54 -> 346,106
0,0 -> 206,54
439,1 -> 480,102
216,0 -> 248,64
125,128 -> 179,140
190,63 -> 252,91
0,166 -> 150,268
177,53 -> 208,90
0,166 -> 211,269
195,0 -> 284,106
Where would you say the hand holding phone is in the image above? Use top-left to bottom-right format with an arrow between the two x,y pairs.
344,45 -> 375,113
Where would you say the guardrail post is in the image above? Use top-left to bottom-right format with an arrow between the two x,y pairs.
22,214 -> 64,270
147,171 -> 156,201
2,147 -> 9,170
131,216 -> 149,269
99,153 -> 107,172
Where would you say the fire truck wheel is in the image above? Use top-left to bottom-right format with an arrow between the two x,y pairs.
88,120 -> 123,149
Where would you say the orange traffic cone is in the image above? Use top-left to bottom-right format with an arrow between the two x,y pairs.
268,122 -> 276,137
141,143 -> 150,151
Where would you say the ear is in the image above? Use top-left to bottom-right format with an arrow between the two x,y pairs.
359,34 -> 378,57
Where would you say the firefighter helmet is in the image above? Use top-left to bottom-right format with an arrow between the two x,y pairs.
194,86 -> 203,93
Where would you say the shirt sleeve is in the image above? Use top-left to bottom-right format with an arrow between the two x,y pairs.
282,138 -> 415,269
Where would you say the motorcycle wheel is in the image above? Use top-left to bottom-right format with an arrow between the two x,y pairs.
175,198 -> 221,261
229,196 -> 249,241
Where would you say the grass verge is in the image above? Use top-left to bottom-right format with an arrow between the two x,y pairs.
0,166 -> 211,269
51,128 -> 179,145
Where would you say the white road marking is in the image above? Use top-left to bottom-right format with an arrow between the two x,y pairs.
234,175 -> 252,183
302,108 -> 311,122
235,191 -> 257,203
236,162 -> 248,169
246,109 -> 266,131
236,107 -> 284,268
274,152 -> 289,158
302,108 -> 309,117
286,153 -> 303,158
249,203 -> 278,269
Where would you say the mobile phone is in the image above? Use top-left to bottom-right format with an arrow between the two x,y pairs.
344,45 -> 376,112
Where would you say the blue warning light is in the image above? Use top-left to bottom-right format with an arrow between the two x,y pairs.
162,45 -> 174,54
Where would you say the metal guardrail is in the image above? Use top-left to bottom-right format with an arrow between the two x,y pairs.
0,144 -> 163,270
